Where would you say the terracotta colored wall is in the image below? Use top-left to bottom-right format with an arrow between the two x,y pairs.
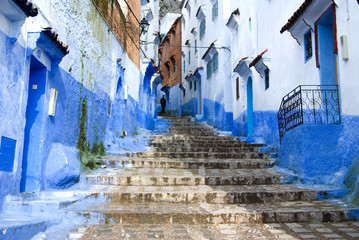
94,0 -> 140,68
159,17 -> 182,87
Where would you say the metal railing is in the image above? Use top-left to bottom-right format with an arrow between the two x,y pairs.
278,85 -> 341,143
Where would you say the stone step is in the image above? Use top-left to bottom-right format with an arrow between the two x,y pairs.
85,168 -> 286,186
149,146 -> 263,153
0,216 -> 58,240
149,142 -> 264,149
63,201 -> 359,224
101,157 -> 275,169
132,151 -> 270,159
83,185 -> 317,204
70,223 -> 299,239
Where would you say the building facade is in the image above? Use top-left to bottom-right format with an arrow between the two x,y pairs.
0,0 -> 143,211
158,15 -> 182,115
180,0 -> 233,130
178,0 -> 359,193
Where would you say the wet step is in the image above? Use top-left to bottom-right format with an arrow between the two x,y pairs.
81,184 -> 317,204
100,157 -> 275,169
0,216 -> 59,240
85,168 -> 286,186
74,223 -> 287,239
63,201 -> 359,224
131,151 -> 270,159
150,146 -> 264,153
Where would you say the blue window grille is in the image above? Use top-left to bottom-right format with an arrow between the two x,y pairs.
207,60 -> 212,79
304,30 -> 313,62
200,19 -> 206,40
212,53 -> 218,72
0,136 -> 17,172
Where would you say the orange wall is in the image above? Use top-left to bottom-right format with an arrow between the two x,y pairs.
94,0 -> 140,68
159,17 -> 182,88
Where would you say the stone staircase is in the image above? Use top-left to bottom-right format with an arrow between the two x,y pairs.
3,116 -> 358,239
57,116 -> 357,239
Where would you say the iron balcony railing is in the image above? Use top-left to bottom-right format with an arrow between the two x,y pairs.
278,85 -> 341,143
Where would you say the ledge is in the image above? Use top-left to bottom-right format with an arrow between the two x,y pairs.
280,0 -> 335,45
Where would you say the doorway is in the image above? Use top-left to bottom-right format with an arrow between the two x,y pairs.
316,7 -> 337,86
247,77 -> 254,136
20,56 -> 47,192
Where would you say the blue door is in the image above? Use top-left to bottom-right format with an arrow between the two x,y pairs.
21,56 -> 47,192
317,7 -> 337,86
247,77 -> 254,136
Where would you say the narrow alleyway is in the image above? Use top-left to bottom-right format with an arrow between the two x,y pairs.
17,116 -> 357,240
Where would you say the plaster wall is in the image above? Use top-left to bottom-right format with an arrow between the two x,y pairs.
160,13 -> 181,36
227,0 -> 359,187
0,0 -> 141,211
181,0 -> 233,130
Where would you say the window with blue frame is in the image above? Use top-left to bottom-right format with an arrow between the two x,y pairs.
183,60 -> 185,73
189,49 -> 191,65
200,18 -> 206,40
212,53 -> 218,72
195,40 -> 197,54
304,30 -> 313,62
265,68 -> 270,90
207,60 -> 212,79
212,1 -> 218,21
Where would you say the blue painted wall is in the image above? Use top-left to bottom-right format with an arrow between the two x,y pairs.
137,62 -> 157,130
182,98 -> 198,117
202,98 -> 233,131
0,25 -> 141,210
0,28 -> 30,211
278,115 -> 359,186
233,110 -> 279,146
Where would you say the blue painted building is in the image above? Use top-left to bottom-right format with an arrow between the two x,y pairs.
0,0 -> 147,212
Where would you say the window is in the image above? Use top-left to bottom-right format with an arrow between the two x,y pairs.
195,40 -> 197,54
236,77 -> 240,100
188,49 -> 191,65
207,60 -> 212,79
212,53 -> 218,72
183,61 -> 185,73
212,1 -> 218,21
194,81 -> 197,91
265,68 -> 270,90
249,17 -> 252,32
190,81 -> 192,90
165,63 -> 170,77
171,57 -> 176,72
200,18 -> 206,40
304,30 -> 313,62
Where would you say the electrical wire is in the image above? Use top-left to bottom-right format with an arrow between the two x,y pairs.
142,41 -> 230,50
